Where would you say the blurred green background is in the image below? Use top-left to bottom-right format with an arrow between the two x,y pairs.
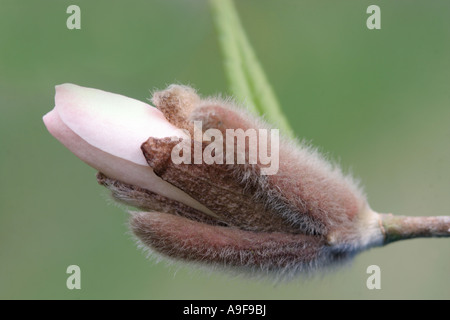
1,0 -> 449,299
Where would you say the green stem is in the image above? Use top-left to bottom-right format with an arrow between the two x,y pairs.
209,0 -> 256,114
209,0 -> 294,137
381,214 -> 450,244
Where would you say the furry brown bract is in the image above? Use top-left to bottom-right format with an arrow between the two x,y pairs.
98,84 -> 385,277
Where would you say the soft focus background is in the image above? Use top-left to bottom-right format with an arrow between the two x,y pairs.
1,0 -> 449,299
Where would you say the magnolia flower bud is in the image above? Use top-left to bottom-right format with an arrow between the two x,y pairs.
44,83 -> 387,278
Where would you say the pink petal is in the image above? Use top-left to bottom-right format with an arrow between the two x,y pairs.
54,83 -> 187,166
43,109 -> 212,215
